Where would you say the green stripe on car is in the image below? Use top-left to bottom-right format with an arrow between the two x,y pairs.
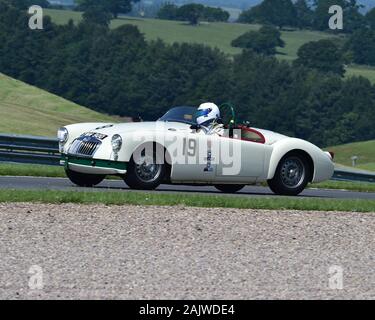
62,155 -> 127,170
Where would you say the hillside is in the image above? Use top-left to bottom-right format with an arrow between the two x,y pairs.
44,9 -> 375,83
0,73 -> 116,137
45,9 -> 334,57
328,140 -> 375,171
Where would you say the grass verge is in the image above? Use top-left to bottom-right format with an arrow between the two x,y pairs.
0,163 -> 65,178
310,181 -> 375,193
326,140 -> 375,171
0,189 -> 374,212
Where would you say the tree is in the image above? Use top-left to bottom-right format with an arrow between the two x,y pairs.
3,0 -> 49,8
344,1 -> 366,33
106,0 -> 140,19
231,25 -> 285,55
313,0 -> 344,31
157,3 -> 179,20
344,28 -> 375,66
231,50 -> 308,138
294,0 -> 313,29
82,4 -> 112,27
203,6 -> 230,22
157,3 -> 229,23
313,0 -> 365,32
366,7 -> 375,29
238,0 -> 297,29
177,3 -> 205,25
77,0 -> 139,19
294,39 -> 345,76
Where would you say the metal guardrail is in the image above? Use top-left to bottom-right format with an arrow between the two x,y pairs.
0,133 -> 374,183
0,134 -> 60,166
332,169 -> 375,183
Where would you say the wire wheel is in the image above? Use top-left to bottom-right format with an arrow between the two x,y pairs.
267,153 -> 310,196
135,154 -> 163,183
280,156 -> 305,188
124,144 -> 166,190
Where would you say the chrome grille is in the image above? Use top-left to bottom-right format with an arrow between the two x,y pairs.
68,136 -> 101,157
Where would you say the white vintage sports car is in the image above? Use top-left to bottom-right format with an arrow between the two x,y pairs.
58,104 -> 334,196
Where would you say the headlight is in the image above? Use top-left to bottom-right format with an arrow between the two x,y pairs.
111,134 -> 122,152
57,127 -> 68,143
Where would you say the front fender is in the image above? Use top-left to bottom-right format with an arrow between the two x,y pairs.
115,130 -> 173,163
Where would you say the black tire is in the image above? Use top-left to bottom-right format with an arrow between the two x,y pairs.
124,146 -> 166,190
65,168 -> 105,187
215,184 -> 244,193
267,153 -> 311,196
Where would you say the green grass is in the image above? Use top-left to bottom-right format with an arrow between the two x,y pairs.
0,163 -> 65,177
0,163 -> 122,179
0,73 -> 116,137
346,64 -> 375,84
44,9 -> 375,83
327,140 -> 375,171
0,189 -> 374,212
310,180 -> 375,193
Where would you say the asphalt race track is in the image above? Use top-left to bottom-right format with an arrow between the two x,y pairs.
0,176 -> 374,199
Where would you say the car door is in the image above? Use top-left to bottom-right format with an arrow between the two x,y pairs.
214,127 -> 266,182
168,130 -> 217,183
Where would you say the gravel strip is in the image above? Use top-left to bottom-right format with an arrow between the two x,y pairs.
0,203 -> 374,299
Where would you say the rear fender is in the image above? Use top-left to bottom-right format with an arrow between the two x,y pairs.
266,138 -> 330,181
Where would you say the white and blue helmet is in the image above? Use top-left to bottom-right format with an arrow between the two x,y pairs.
196,102 -> 220,126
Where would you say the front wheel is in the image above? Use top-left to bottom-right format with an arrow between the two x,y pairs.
267,154 -> 311,196
124,147 -> 166,190
215,184 -> 244,193
65,168 -> 105,187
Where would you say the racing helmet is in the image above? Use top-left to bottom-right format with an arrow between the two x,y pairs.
196,102 -> 220,126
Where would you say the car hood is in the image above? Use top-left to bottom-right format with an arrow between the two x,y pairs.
90,122 -> 288,145
90,121 -> 191,136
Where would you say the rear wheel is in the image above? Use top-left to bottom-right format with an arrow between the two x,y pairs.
65,168 -> 105,187
215,184 -> 244,193
267,154 -> 310,196
124,146 -> 166,190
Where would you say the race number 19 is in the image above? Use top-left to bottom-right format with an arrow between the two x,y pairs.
182,138 -> 196,157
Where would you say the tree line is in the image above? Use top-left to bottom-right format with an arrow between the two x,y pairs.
157,3 -> 230,24
230,25 -> 348,76
230,0 -> 375,69
238,0 -> 370,32
75,0 -> 140,19
0,0 -> 374,147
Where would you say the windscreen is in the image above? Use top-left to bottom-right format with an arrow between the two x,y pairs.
158,106 -> 197,125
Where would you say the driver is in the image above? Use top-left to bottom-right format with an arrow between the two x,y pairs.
195,102 -> 224,135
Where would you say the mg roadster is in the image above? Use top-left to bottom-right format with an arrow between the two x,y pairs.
58,104 -> 334,196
